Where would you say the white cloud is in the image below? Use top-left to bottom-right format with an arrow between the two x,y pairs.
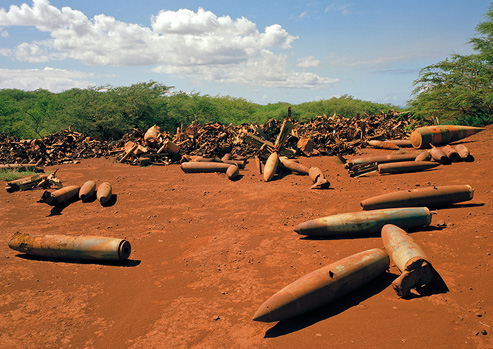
325,1 -> 352,15
297,56 -> 321,68
0,67 -> 95,91
0,0 -> 334,89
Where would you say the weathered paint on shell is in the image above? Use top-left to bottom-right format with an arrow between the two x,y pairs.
79,180 -> 96,201
253,248 -> 389,322
410,125 -> 484,149
430,147 -> 448,163
97,182 -> 112,204
8,232 -> 131,261
263,152 -> 279,182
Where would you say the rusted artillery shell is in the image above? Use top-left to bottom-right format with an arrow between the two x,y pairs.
263,152 -> 279,182
8,232 -> 131,261
348,153 -> 419,167
410,125 -> 484,149
294,207 -> 431,237
361,185 -> 474,210
226,165 -> 239,180
252,248 -> 389,322
41,185 -> 80,206
221,153 -> 232,161
222,159 -> 246,169
383,139 -> 413,147
381,224 -> 434,297
97,182 -> 112,204
378,161 -> 439,174
79,180 -> 96,201
181,162 -> 231,173
308,167 -> 323,183
441,145 -> 460,162
415,150 -> 431,162
430,147 -> 448,163
279,156 -> 309,175
367,140 -> 400,150
455,144 -> 472,161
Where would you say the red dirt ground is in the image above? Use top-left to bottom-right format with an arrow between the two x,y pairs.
0,126 -> 492,348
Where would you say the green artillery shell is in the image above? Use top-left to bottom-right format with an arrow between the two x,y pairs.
441,145 -> 460,162
414,150 -> 431,162
97,182 -> 112,204
367,140 -> 400,150
263,152 -> 279,182
252,248 -> 389,322
8,232 -> 131,261
378,161 -> 439,174
361,185 -> 474,210
42,185 -> 80,206
279,156 -> 309,175
381,224 -> 434,297
410,125 -> 484,149
226,165 -> 239,180
294,207 -> 431,237
430,147 -> 448,163
79,180 -> 96,201
181,161 -> 231,173
455,144 -> 472,161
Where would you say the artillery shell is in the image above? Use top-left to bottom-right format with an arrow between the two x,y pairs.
181,162 -> 231,173
430,147 -> 448,163
263,152 -> 279,182
442,145 -> 460,162
79,180 -> 96,201
294,207 -> 431,237
347,153 -> 419,167
410,125 -> 484,149
414,150 -> 431,162
97,182 -> 112,204
8,232 -> 131,261
361,184 -> 474,210
367,140 -> 400,150
454,144 -> 472,161
378,161 -> 439,174
381,224 -> 434,297
308,167 -> 323,183
226,165 -> 239,180
383,139 -> 413,147
279,156 -> 309,175
40,185 -> 80,206
252,248 -> 389,322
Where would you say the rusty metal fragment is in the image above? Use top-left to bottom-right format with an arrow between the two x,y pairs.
308,167 -> 330,189
381,224 -> 434,298
8,232 -> 131,261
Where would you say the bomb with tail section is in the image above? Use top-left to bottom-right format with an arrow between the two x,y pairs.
381,224 -> 434,297
8,232 -> 131,261
361,184 -> 474,210
263,152 -> 279,182
253,248 -> 389,322
410,125 -> 484,149
294,207 -> 431,237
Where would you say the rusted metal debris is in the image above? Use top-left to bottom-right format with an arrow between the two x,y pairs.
5,169 -> 62,192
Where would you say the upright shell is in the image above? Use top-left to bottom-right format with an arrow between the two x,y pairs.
263,152 -> 279,182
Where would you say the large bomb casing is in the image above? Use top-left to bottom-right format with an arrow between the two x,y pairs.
79,180 -> 96,201
279,156 -> 309,175
294,207 -> 431,237
252,248 -> 389,322
97,182 -> 112,204
361,185 -> 474,210
41,185 -> 80,206
347,153 -> 419,167
378,161 -> 439,174
226,165 -> 239,180
263,152 -> 279,182
367,140 -> 400,150
383,139 -> 413,147
181,161 -> 231,173
381,224 -> 434,297
8,232 -> 131,261
410,125 -> 484,149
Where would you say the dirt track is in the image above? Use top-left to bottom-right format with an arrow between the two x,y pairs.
0,126 -> 492,348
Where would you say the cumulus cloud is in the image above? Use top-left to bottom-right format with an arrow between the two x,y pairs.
0,67 -> 95,91
0,0 -> 335,89
297,56 -> 321,68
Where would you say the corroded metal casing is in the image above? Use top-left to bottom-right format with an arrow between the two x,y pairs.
410,125 -> 484,149
226,165 -> 239,180
442,145 -> 460,162
279,157 -> 309,175
181,162 -> 231,173
430,147 -> 448,163
368,140 -> 400,150
361,185 -> 474,210
415,150 -> 431,162
252,248 -> 389,322
381,224 -> 434,297
97,182 -> 112,204
378,161 -> 439,174
348,153 -> 419,167
263,152 -> 279,182
455,144 -> 472,161
294,207 -> 431,237
383,139 -> 413,147
308,167 -> 323,183
42,185 -> 80,206
79,180 -> 96,201
8,232 -> 131,261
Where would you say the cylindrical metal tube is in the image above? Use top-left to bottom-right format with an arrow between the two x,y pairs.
181,162 -> 231,173
378,161 -> 439,174
8,232 -> 131,261
441,145 -> 460,162
42,185 -> 80,206
410,125 -> 484,149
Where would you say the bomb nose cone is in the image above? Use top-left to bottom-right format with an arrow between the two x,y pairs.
252,305 -> 271,322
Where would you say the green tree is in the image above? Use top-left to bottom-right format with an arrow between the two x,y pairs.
410,3 -> 493,125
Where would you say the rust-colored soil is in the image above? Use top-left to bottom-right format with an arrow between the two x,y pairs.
1,126 -> 492,348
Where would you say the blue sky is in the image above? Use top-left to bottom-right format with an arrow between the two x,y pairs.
0,0 -> 489,106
